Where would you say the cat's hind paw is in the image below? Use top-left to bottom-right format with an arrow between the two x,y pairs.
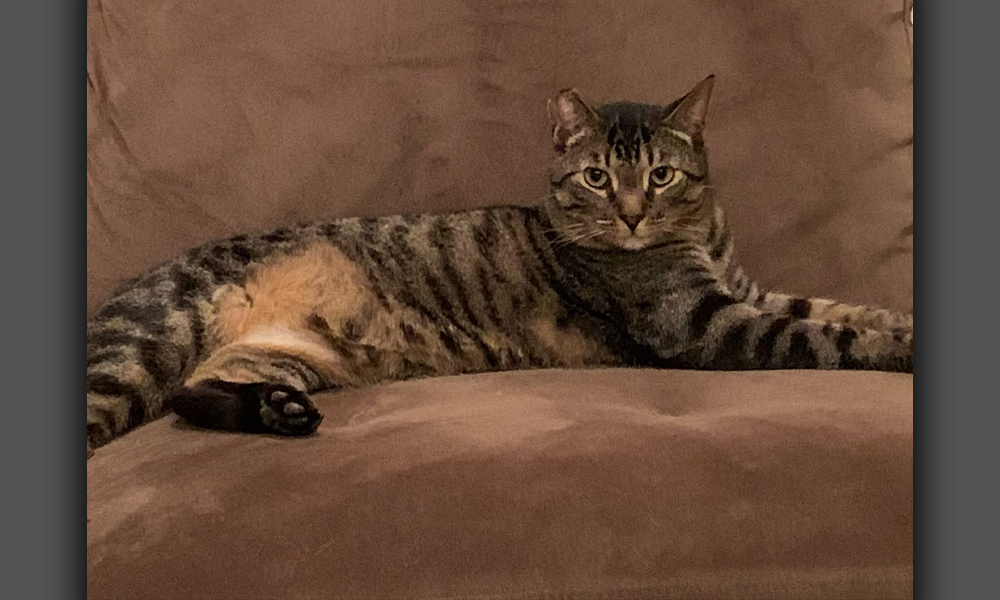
169,379 -> 323,436
258,385 -> 324,436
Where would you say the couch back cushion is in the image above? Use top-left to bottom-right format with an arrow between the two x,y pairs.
87,0 -> 912,313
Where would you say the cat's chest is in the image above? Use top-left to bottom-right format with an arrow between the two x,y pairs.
512,291 -> 620,369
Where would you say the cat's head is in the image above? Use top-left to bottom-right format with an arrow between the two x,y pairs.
544,76 -> 715,251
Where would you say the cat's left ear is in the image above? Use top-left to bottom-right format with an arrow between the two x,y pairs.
662,75 -> 715,142
548,89 -> 600,153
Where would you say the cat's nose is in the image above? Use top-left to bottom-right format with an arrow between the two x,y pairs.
619,214 -> 644,232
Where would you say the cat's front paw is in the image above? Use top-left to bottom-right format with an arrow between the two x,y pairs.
258,385 -> 324,436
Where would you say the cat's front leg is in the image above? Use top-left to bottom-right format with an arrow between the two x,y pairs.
749,291 -> 912,334
722,263 -> 911,334
627,292 -> 912,373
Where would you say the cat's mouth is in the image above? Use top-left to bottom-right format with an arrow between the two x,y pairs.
550,216 -> 662,251
581,228 -> 657,251
608,218 -> 657,251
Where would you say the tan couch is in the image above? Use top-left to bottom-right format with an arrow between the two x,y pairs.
86,1 -> 914,598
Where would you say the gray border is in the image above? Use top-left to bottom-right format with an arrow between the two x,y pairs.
0,1 -> 84,598
919,1 -> 1000,598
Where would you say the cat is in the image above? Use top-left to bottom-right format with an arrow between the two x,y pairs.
86,75 -> 913,458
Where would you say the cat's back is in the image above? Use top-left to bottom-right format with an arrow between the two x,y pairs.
306,205 -> 555,324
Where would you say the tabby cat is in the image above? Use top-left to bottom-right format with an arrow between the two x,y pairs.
86,76 -> 913,458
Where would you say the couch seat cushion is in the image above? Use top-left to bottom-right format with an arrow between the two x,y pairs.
87,368 -> 912,600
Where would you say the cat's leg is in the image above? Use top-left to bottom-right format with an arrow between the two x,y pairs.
628,292 -> 912,373
723,264 -> 911,333
749,292 -> 912,333
167,329 -> 341,435
170,379 -> 323,435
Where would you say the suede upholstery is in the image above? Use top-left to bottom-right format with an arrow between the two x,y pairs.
87,0 -> 913,316
88,370 -> 912,600
86,1 -> 913,598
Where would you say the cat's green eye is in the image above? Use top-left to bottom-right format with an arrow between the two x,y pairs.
583,168 -> 610,189
649,166 -> 676,187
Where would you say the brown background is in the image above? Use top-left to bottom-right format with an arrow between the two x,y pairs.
87,0 -> 913,315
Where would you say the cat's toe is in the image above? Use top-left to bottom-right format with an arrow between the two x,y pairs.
259,386 -> 323,436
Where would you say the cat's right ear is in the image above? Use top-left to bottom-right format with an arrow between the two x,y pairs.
662,75 -> 715,143
547,89 -> 599,153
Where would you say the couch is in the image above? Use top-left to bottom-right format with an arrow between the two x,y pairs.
86,1 -> 914,598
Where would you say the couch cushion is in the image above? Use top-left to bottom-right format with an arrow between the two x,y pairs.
87,369 -> 912,600
87,0 -> 913,315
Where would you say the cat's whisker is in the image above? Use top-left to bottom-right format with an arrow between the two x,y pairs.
581,229 -> 607,239
551,228 -> 606,247
542,223 -> 586,235
548,225 -> 599,244
552,235 -> 585,247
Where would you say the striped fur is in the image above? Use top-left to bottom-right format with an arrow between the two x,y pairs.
86,76 -> 912,457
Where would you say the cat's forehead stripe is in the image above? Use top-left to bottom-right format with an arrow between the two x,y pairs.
598,101 -> 664,165
667,128 -> 693,146
607,122 -> 644,163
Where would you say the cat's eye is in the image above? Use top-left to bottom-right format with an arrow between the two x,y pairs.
649,166 -> 676,187
583,168 -> 610,189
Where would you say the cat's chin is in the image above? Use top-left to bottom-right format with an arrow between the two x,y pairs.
620,237 -> 650,251
578,236 -> 653,252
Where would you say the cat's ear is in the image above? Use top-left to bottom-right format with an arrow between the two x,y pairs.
662,75 -> 715,142
547,89 -> 600,153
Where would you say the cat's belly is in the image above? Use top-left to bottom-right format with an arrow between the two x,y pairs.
196,241 -> 618,389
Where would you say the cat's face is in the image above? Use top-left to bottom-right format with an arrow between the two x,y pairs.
545,76 -> 715,251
